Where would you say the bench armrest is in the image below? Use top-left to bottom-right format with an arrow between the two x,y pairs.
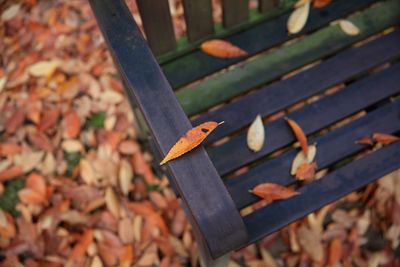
89,0 -> 248,258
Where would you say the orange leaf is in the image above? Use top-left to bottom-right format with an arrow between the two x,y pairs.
295,162 -> 317,181
0,143 -> 21,156
200,40 -> 248,59
28,131 -> 53,151
160,121 -> 223,165
69,229 -> 93,262
328,238 -> 342,265
64,111 -> 81,138
285,117 -> 308,156
355,135 -> 373,145
120,245 -> 134,267
251,183 -> 300,204
313,0 -> 331,8
372,133 -> 400,145
0,166 -> 23,182
38,107 -> 60,132
18,188 -> 46,205
26,172 -> 46,197
6,109 -> 25,134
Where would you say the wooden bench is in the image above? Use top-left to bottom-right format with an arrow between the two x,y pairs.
89,0 -> 400,265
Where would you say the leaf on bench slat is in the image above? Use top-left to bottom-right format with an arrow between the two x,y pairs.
291,144 -> 317,175
286,117 -> 309,156
287,1 -> 310,34
251,183 -> 300,204
313,0 -> 331,8
295,162 -> 318,181
200,39 -> 248,59
355,135 -> 373,145
339,20 -> 360,36
372,133 -> 400,145
247,115 -> 265,152
160,121 -> 223,165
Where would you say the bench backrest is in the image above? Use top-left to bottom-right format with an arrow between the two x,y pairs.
135,0 -> 279,55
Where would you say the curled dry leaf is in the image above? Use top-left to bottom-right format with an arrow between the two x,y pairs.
247,115 -> 265,152
355,135 -> 373,145
339,20 -> 360,36
251,183 -> 300,204
313,0 -> 331,8
27,60 -> 60,77
287,1 -> 310,34
200,39 -> 248,59
373,133 -> 400,145
160,121 -> 223,165
295,162 -> 317,181
286,117 -> 308,156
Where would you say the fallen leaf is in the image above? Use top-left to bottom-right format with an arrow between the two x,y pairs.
62,139 -> 84,153
0,77 -> 7,93
27,60 -> 60,77
105,187 -> 120,219
1,4 -> 20,21
0,143 -> 22,156
160,121 -> 223,165
286,117 -> 308,156
0,166 -> 23,182
373,133 -> 400,145
38,107 -> 60,132
291,145 -> 317,175
287,1 -> 310,34
118,140 -> 139,155
200,40 -> 248,58
119,159 -> 133,196
120,245 -> 134,267
28,131 -> 53,151
295,162 -> 317,181
26,172 -> 46,197
69,229 -> 93,262
339,20 -> 360,36
247,115 -> 265,152
355,135 -> 373,145
64,111 -> 81,138
251,183 -> 300,204
313,0 -> 331,8
328,238 -> 342,265
80,159 -> 95,185
6,109 -> 25,134
118,218 -> 134,244
18,188 -> 46,205
298,225 -> 324,262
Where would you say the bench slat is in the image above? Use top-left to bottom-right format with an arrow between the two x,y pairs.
164,0 -> 378,89
176,0 -> 400,116
222,0 -> 249,28
183,0 -> 214,42
89,0 -> 248,258
259,0 -> 279,13
227,100 -> 400,209
194,30 -> 400,144
243,141 -> 400,245
209,63 -> 400,175
136,0 -> 176,55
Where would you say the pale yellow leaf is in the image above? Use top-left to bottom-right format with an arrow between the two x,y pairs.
0,77 -> 7,93
119,159 -> 133,196
27,60 -> 60,77
100,90 -> 123,104
62,139 -> 84,153
247,115 -> 265,152
118,218 -> 134,244
105,187 -> 120,219
90,255 -> 103,267
1,4 -> 20,21
339,20 -> 360,36
291,144 -> 316,175
287,2 -> 310,34
80,159 -> 95,185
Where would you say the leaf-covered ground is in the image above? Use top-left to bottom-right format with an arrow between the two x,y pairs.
1,1 -> 399,266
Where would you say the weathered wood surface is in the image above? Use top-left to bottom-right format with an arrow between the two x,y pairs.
183,0 -> 214,42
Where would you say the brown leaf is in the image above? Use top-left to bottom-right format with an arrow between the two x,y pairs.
19,188 -> 46,205
120,245 -> 134,267
28,131 -> 53,151
6,109 -> 25,134
328,238 -> 342,265
64,110 -> 81,138
355,135 -> 373,145
295,162 -> 317,181
297,225 -> 324,262
160,121 -> 223,165
373,133 -> 400,145
291,144 -> 317,175
251,183 -> 300,204
38,107 -> 59,132
0,166 -> 23,182
68,229 -> 93,262
286,117 -> 308,156
0,143 -> 22,156
313,0 -> 331,8
118,140 -> 139,155
200,40 -> 248,59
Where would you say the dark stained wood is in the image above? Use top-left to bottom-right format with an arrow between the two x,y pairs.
194,30 -> 400,144
162,0 -> 379,88
136,0 -> 176,55
183,0 -> 214,42
259,0 -> 279,13
89,0 -> 248,258
222,0 -> 249,28
227,100 -> 400,209
243,141 -> 400,244
208,63 -> 400,176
